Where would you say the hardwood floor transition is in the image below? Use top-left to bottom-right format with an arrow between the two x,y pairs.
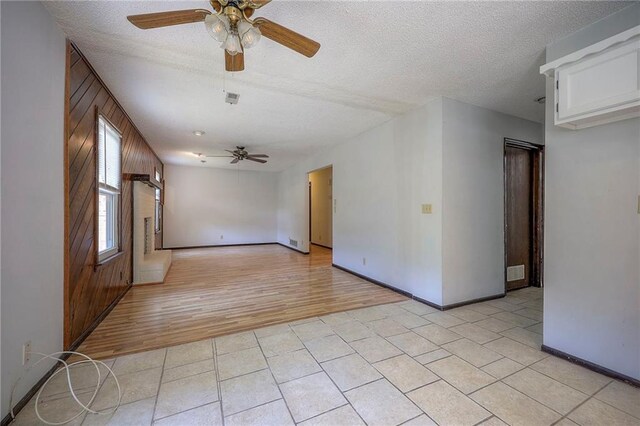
77,244 -> 407,359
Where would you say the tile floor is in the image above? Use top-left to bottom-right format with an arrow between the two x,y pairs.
13,287 -> 640,426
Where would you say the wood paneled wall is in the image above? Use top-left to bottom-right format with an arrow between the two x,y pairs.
65,43 -> 163,348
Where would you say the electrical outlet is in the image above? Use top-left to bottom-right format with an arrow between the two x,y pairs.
23,341 -> 32,365
220,235 -> 224,240
362,257 -> 366,266
421,204 -> 433,214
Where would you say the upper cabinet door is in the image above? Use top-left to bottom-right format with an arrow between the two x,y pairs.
541,26 -> 640,130
558,40 -> 640,124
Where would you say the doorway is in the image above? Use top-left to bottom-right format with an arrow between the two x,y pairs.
504,139 -> 544,291
308,166 -> 333,250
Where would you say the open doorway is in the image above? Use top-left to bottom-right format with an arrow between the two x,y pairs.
504,138 -> 544,291
308,166 -> 333,252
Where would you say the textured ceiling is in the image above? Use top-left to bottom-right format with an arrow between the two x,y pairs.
45,1 -> 629,171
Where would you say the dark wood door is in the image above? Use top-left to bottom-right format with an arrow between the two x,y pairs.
505,146 -> 532,290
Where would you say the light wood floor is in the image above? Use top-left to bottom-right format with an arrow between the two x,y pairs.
77,244 -> 406,359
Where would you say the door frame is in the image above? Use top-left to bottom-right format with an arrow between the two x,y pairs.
307,165 -> 334,252
503,138 -> 545,291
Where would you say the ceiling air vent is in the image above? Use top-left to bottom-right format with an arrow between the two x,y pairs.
225,92 -> 240,105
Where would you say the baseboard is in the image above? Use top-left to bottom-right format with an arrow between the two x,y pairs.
1,352 -> 73,426
331,264 -> 412,297
1,283 -> 133,425
166,242 -> 310,254
440,293 -> 506,310
277,242 -> 309,255
311,242 -> 333,250
164,242 -> 277,250
68,283 -> 132,350
410,295 -> 445,310
541,345 -> 640,388
332,264 -> 504,311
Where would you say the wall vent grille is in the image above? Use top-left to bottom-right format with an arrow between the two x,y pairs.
289,238 -> 298,247
506,265 -> 525,282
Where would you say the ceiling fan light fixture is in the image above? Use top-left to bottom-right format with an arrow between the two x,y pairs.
238,20 -> 261,49
127,1 -> 321,72
204,13 -> 229,42
223,31 -> 243,56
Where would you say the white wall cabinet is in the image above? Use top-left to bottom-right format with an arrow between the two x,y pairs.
541,26 -> 640,130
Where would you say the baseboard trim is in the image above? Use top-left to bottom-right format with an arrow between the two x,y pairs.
2,283 -> 133,425
164,242 -> 277,250
68,284 -> 132,350
332,264 -> 505,311
441,293 -> 506,310
311,243 -> 333,250
166,242 -> 310,255
277,243 -> 309,255
331,264 -> 412,298
1,353 -> 72,426
541,345 -> 640,388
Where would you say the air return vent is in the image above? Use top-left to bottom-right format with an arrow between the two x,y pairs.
506,265 -> 525,282
289,238 -> 298,247
225,92 -> 240,105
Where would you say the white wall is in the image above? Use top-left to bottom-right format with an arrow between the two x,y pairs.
543,3 -> 640,380
1,1 -> 66,417
309,167 -> 333,248
277,98 -> 445,303
163,165 -> 278,248
441,98 -> 543,305
277,97 -> 543,307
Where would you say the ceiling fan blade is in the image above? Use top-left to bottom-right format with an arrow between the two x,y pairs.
245,0 -> 272,9
253,18 -> 320,58
127,9 -> 210,29
225,51 -> 245,72
209,0 -> 222,13
245,156 -> 267,164
247,154 -> 269,158
206,155 -> 234,158
230,158 -> 240,164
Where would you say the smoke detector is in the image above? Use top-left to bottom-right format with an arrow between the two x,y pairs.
225,92 -> 240,105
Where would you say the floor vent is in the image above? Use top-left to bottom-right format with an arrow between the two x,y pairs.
507,265 -> 525,282
289,238 -> 298,247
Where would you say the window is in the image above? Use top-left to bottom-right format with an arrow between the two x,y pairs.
154,169 -> 162,233
97,116 -> 122,262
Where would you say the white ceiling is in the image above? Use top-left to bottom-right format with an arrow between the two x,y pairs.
45,1 -> 629,171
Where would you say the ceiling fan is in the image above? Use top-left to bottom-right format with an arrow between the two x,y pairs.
127,0 -> 320,72
197,146 -> 269,164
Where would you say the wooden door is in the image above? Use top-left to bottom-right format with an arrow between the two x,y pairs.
505,146 -> 533,290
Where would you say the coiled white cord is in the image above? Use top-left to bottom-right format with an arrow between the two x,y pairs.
10,351 -> 122,425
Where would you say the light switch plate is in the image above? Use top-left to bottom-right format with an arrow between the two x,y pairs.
422,204 -> 433,214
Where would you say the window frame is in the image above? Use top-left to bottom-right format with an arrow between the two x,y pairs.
154,167 -> 162,233
95,108 -> 123,265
